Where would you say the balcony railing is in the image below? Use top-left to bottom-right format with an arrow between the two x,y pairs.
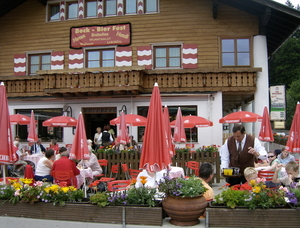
1,67 -> 260,98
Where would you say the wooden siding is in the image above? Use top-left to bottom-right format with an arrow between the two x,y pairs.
0,0 -> 258,77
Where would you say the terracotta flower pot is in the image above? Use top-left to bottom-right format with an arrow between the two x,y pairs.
162,195 -> 208,226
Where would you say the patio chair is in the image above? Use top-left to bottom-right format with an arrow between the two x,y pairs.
107,180 -> 131,192
121,163 -> 131,180
52,170 -> 76,187
94,159 -> 108,179
99,164 -> 119,183
185,161 -> 200,177
129,169 -> 142,179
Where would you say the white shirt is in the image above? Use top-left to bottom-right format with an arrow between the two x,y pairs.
135,169 -> 167,188
220,134 -> 267,169
97,131 -> 113,142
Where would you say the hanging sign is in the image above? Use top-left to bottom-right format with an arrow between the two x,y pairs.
70,23 -> 131,48
270,85 -> 286,120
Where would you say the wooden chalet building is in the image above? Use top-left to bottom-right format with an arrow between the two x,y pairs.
0,0 -> 300,146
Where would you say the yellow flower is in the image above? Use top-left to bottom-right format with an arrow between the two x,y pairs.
249,180 -> 256,187
20,178 -> 33,185
13,182 -> 22,190
69,186 -> 77,191
139,176 -> 148,180
8,178 -> 18,184
252,186 -> 261,193
61,187 -> 69,193
130,178 -> 137,185
44,186 -> 51,193
141,179 -> 147,185
49,184 -> 60,193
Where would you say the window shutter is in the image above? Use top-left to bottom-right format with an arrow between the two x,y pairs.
69,49 -> 84,69
14,54 -> 26,76
51,51 -> 64,70
117,0 -> 123,16
116,47 -> 132,67
78,0 -> 84,19
60,2 -> 65,20
137,46 -> 152,69
138,0 -> 144,14
98,1 -> 103,17
182,44 -> 198,69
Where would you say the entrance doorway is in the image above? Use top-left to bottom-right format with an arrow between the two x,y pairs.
82,107 -> 117,141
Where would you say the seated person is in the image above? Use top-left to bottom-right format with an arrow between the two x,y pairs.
30,139 -> 46,155
34,149 -> 55,182
55,146 -> 67,161
51,151 -> 80,187
256,151 -> 281,188
77,142 -> 102,177
126,135 -> 139,149
49,139 -> 60,154
240,167 -> 258,191
13,141 -> 27,174
135,169 -> 167,188
198,162 -> 214,201
272,161 -> 300,186
277,147 -> 295,165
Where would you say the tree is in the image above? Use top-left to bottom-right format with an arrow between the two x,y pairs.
286,79 -> 300,128
285,0 -> 294,8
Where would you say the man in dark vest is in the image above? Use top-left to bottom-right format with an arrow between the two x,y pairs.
220,124 -> 267,186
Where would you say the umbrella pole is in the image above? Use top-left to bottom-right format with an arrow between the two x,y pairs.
2,165 -> 6,184
82,159 -> 87,198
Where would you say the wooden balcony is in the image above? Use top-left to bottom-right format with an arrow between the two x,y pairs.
0,67 -> 261,110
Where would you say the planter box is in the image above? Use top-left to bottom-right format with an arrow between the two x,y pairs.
206,207 -> 300,228
0,200 -> 163,226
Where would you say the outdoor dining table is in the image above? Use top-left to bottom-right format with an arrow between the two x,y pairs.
76,167 -> 93,188
23,153 -> 44,167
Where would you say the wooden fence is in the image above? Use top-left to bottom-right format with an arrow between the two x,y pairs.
95,152 -> 221,183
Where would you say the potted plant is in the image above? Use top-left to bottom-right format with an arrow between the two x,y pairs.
207,178 -> 297,228
157,174 -> 208,226
89,191 -> 109,207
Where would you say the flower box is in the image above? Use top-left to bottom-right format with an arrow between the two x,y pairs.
206,207 -> 300,227
0,200 -> 163,226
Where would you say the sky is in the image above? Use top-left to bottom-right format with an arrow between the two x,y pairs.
273,0 -> 300,6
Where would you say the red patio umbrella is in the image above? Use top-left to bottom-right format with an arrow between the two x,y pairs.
42,115 -> 77,127
10,114 -> 31,125
164,106 -> 175,157
170,115 -> 213,128
173,107 -> 187,143
0,82 -> 17,183
286,102 -> 300,153
27,110 -> 38,142
109,114 -> 147,126
139,83 -> 171,172
117,111 -> 130,145
258,106 -> 274,142
69,112 -> 90,161
219,111 -> 263,123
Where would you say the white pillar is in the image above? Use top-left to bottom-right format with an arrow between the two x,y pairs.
253,35 -> 269,137
241,101 -> 253,135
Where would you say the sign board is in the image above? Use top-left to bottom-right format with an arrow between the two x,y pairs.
70,23 -> 131,48
274,121 -> 285,129
270,85 -> 286,120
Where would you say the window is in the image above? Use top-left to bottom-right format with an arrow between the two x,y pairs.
154,46 -> 181,68
221,38 -> 251,66
86,0 -> 97,17
125,0 -> 137,14
49,4 -> 60,21
145,0 -> 157,13
29,53 -> 51,75
67,2 -> 78,19
86,49 -> 115,68
15,109 -> 63,142
105,0 -> 117,16
137,106 -> 198,142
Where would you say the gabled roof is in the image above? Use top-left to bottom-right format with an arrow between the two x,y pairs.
0,0 -> 300,57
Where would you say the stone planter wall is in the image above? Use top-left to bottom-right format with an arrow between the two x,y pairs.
206,207 -> 299,228
0,200 -> 163,226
